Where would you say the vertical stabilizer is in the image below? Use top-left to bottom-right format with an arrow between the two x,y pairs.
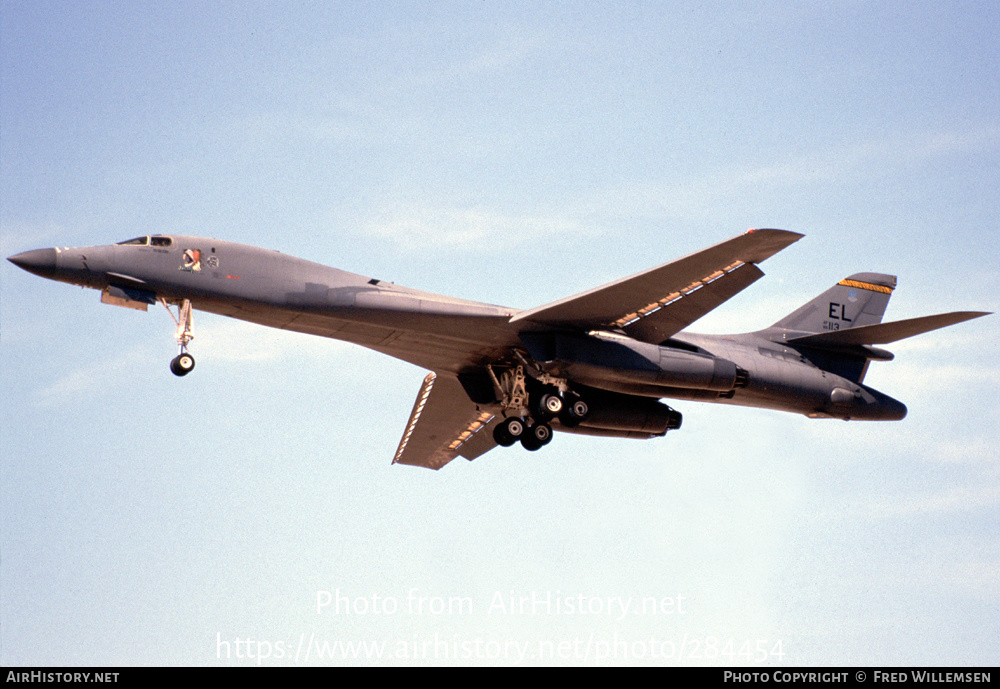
773,273 -> 896,333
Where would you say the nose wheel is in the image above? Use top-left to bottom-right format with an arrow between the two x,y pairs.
161,298 -> 196,377
170,352 -> 196,376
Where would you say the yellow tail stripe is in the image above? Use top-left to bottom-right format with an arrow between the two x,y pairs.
838,279 -> 894,294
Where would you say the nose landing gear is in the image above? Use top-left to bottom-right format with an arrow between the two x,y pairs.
161,298 -> 195,377
170,352 -> 195,376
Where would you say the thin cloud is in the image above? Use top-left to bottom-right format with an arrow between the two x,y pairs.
609,125 -> 1000,220
30,350 -> 150,408
364,204 -> 595,249
0,222 -> 73,255
402,36 -> 542,88
237,111 -> 364,146
195,318 -> 346,363
868,483 -> 1000,520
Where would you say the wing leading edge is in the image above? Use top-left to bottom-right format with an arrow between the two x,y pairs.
510,229 -> 803,342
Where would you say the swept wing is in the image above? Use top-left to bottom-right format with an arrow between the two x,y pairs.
391,372 -> 498,470
510,229 -> 802,343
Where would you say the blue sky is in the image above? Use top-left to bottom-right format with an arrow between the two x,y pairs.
2,1 -> 997,666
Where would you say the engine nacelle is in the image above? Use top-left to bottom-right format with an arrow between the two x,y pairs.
522,331 -> 738,393
574,388 -> 683,435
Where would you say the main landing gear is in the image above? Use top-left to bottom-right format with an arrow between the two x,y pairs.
492,415 -> 553,451
161,298 -> 195,377
488,364 -> 590,453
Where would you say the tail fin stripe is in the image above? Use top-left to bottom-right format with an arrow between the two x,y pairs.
838,279 -> 894,294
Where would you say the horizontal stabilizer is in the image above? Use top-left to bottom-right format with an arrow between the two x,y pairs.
788,311 -> 991,347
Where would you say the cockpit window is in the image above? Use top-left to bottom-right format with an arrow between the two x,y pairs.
116,235 -> 174,247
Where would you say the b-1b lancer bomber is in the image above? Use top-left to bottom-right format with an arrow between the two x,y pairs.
8,229 -> 990,470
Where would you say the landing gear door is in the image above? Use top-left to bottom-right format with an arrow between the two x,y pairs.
101,285 -> 157,311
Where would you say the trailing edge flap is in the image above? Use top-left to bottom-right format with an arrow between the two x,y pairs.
392,372 -> 498,470
787,311 -> 992,347
510,229 -> 803,343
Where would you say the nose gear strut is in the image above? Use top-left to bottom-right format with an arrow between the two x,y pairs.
161,298 -> 195,376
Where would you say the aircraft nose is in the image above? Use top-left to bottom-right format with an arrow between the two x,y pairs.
8,248 -> 58,278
